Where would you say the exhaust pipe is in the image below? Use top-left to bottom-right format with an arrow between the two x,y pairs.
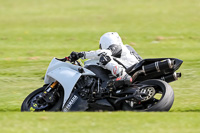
131,59 -> 175,82
161,72 -> 181,82
142,59 -> 174,75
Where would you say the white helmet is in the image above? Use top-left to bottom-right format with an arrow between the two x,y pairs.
99,32 -> 123,49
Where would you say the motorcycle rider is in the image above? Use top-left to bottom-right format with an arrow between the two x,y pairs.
70,32 -> 139,88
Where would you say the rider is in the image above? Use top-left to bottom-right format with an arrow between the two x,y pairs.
70,32 -> 139,88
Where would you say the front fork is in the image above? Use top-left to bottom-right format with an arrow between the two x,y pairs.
44,81 -> 58,93
42,81 -> 59,103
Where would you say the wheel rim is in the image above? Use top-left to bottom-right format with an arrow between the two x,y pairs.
29,92 -> 49,111
27,91 -> 59,111
123,85 -> 165,110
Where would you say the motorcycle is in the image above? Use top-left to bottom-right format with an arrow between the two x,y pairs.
21,45 -> 183,112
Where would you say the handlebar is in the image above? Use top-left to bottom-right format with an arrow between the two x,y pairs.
56,56 -> 82,66
55,57 -> 69,62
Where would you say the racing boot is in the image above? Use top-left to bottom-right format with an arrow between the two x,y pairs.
107,73 -> 133,89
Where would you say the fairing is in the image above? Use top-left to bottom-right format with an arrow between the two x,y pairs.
44,58 -> 95,107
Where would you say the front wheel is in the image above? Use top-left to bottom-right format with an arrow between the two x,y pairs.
122,79 -> 174,111
21,85 -> 64,112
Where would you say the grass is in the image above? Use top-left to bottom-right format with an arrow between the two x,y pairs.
0,112 -> 200,133
0,0 -> 200,132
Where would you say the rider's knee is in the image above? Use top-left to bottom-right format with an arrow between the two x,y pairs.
111,66 -> 125,77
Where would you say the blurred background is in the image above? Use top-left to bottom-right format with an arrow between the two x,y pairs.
0,0 -> 199,132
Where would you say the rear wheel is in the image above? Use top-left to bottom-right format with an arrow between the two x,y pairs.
122,79 -> 174,111
21,85 -> 64,112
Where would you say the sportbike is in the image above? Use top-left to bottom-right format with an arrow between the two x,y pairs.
21,45 -> 183,112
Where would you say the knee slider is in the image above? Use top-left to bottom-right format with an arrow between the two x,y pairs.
99,55 -> 111,65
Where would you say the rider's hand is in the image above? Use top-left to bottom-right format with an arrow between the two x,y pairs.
78,52 -> 85,59
70,52 -> 85,62
70,52 -> 79,62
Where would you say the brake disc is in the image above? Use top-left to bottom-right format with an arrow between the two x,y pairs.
140,87 -> 156,102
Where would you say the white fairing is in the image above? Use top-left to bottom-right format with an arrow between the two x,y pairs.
44,58 -> 95,107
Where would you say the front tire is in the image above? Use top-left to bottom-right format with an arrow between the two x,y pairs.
21,85 -> 64,112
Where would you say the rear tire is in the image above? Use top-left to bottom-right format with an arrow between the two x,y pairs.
140,79 -> 174,111
122,79 -> 174,111
21,85 -> 64,112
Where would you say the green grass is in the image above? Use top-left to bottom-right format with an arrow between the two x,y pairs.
0,112 -> 200,133
0,0 -> 200,132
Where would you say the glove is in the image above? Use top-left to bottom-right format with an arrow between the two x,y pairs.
70,51 -> 85,62
78,52 -> 85,59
